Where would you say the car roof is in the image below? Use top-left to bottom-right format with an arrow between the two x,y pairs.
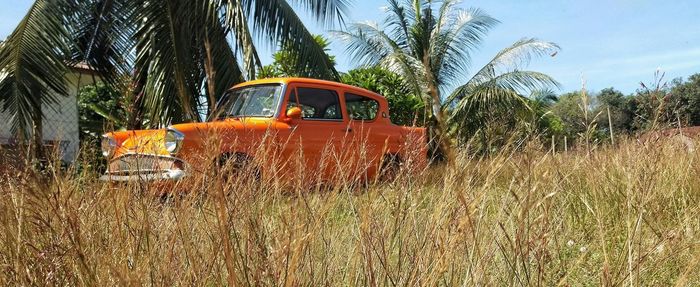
231,77 -> 385,100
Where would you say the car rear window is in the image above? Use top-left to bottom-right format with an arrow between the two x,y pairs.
345,93 -> 379,121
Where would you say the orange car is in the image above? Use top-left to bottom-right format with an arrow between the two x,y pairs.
100,78 -> 428,182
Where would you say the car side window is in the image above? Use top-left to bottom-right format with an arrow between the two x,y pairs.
345,93 -> 379,121
287,87 -> 343,120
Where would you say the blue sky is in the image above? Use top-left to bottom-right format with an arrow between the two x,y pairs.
2,0 -> 699,94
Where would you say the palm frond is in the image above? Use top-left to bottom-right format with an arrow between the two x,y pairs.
135,0 -> 206,125
378,51 -> 425,94
332,22 -> 425,94
243,0 -> 339,80
445,38 -> 560,105
432,7 -> 498,88
383,0 -> 413,50
446,70 -> 560,137
0,0 -> 71,136
407,2 -> 433,65
331,23 -> 392,65
447,70 -> 559,109
446,85 -> 525,136
222,0 -> 262,79
66,0 -> 136,86
467,38 -> 559,88
531,88 -> 558,105
288,0 -> 350,28
202,10 -> 245,114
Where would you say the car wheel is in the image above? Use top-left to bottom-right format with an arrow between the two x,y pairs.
377,154 -> 401,182
217,152 -> 260,182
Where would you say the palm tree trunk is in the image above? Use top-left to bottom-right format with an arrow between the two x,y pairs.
203,32 -> 218,116
426,82 -> 455,163
31,97 -> 45,161
421,50 -> 455,163
127,92 -> 144,130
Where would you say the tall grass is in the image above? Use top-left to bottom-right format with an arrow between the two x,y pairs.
0,136 -> 699,286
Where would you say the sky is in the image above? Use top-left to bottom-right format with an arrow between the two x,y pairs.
1,0 -> 699,94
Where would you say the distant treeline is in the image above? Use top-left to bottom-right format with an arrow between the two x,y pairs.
548,73 -> 700,144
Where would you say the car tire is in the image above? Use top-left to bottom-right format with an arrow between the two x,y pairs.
216,152 -> 261,182
377,154 -> 401,182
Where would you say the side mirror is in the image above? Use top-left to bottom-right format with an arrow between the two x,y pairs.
285,107 -> 302,121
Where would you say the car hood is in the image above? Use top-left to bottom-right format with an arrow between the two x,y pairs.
108,129 -> 169,158
107,118 -> 276,159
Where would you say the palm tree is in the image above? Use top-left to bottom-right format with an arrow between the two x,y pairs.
0,0 -> 348,156
333,0 -> 559,161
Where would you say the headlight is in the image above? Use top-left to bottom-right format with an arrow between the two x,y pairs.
164,128 -> 185,154
101,134 -> 116,158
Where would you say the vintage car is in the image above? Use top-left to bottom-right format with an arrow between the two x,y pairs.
100,78 -> 428,182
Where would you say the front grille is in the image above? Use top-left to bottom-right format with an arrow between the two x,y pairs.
108,154 -> 179,174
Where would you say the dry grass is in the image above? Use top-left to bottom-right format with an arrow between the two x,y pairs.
1,137 -> 699,286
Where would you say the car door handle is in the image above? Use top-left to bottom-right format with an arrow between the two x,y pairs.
345,127 -> 353,132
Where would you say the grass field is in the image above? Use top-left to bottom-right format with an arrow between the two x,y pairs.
1,137 -> 699,286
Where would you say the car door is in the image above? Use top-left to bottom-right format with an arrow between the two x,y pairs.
343,92 -> 386,178
278,84 -> 350,182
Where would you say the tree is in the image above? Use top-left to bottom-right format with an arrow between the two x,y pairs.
333,0 -> 559,161
340,67 -> 424,126
630,72 -> 686,131
551,92 -> 589,139
0,0 -> 348,158
669,73 -> 700,126
259,35 -> 336,79
595,87 -> 633,135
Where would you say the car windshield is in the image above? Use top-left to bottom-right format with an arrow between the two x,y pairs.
214,84 -> 282,119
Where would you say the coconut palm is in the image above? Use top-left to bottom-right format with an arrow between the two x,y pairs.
333,0 -> 559,161
0,0 -> 348,154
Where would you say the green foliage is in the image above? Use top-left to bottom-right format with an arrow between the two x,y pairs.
76,83 -> 128,168
77,83 -> 126,138
595,88 -> 633,134
340,67 -> 425,126
551,92 -> 586,138
550,90 -> 610,146
630,73 -> 690,131
527,89 -> 565,140
258,35 -> 336,79
669,74 -> 700,126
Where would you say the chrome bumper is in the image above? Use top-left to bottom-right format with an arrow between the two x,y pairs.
100,153 -> 187,182
99,169 -> 186,182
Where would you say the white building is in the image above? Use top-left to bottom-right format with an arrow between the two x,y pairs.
0,64 -> 99,163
